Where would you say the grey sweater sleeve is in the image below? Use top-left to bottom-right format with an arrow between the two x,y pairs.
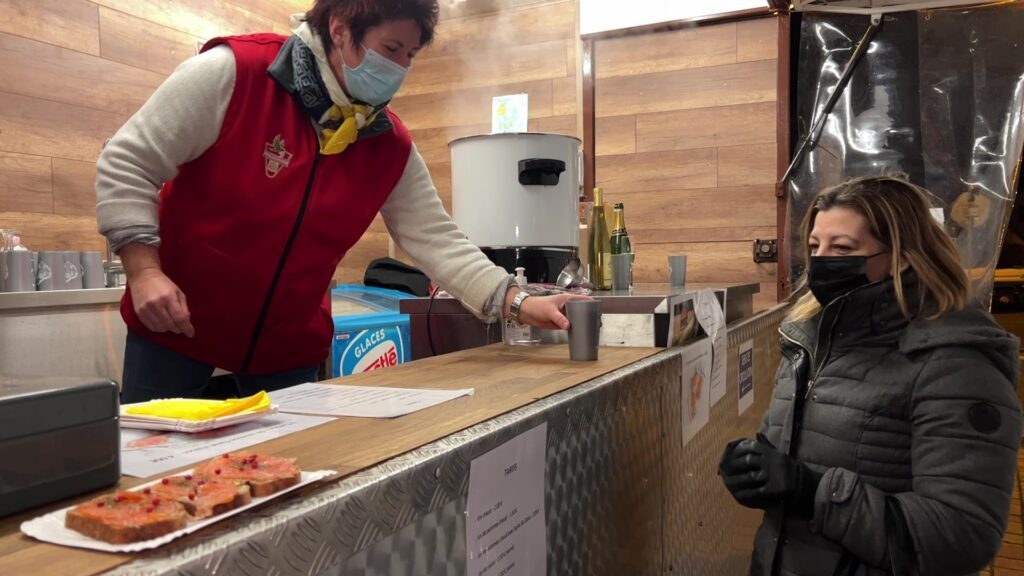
96,45 -> 236,251
810,347 -> 1022,574
380,147 -> 511,321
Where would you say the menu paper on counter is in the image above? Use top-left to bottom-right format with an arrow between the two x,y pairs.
738,339 -> 755,416
466,423 -> 547,576
120,412 -> 334,478
695,289 -> 728,407
681,338 -> 713,446
269,383 -> 475,418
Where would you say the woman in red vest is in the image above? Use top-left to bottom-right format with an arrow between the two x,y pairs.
97,0 -> 581,403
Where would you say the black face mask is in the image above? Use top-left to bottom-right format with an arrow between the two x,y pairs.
807,252 -> 886,306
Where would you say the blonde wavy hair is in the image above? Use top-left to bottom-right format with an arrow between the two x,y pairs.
788,175 -> 970,321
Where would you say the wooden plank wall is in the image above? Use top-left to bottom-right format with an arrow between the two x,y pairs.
385,0 -> 579,276
593,17 -> 779,310
0,0 -> 310,256
0,0 -> 577,286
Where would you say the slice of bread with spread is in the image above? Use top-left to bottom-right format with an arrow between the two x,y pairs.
193,452 -> 301,497
148,474 -> 252,519
65,491 -> 188,544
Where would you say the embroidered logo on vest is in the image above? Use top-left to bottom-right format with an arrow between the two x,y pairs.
263,134 -> 293,178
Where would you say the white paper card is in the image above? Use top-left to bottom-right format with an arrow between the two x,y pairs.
491,93 -> 528,133
269,383 -> 474,418
467,423 -> 547,576
695,289 -> 728,407
20,469 -> 335,553
738,339 -> 755,416
681,338 -> 713,446
120,412 -> 334,478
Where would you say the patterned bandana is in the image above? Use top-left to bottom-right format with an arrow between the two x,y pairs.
267,36 -> 394,154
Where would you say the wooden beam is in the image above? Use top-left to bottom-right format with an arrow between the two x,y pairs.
776,12 -> 794,301
582,37 -> 595,200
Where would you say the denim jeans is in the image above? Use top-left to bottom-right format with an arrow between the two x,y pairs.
120,330 -> 319,404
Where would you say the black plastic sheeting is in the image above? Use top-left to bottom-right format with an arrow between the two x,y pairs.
787,4 -> 1024,302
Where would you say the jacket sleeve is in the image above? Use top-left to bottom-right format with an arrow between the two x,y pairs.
810,347 -> 1022,574
379,146 -> 509,321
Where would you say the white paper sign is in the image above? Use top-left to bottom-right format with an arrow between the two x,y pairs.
492,93 -> 529,133
695,289 -> 728,407
269,383 -> 474,418
467,423 -> 547,576
120,412 -> 334,478
681,338 -> 713,446
738,339 -> 755,416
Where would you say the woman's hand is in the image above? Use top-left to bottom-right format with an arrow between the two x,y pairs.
516,292 -> 592,331
121,243 -> 194,337
130,268 -> 195,337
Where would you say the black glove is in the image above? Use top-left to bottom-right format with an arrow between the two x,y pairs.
717,434 -> 822,518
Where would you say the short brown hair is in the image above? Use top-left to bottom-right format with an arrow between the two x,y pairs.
789,174 -> 970,320
306,0 -> 439,50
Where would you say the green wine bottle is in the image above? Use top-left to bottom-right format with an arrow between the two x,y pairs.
610,202 -> 632,256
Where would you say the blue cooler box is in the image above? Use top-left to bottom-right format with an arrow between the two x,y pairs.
330,286 -> 412,379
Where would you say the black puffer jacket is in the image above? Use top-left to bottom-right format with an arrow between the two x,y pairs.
754,275 -> 1022,576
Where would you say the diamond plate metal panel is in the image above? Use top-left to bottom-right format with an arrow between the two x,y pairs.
105,305 -> 788,576
663,305 -> 788,576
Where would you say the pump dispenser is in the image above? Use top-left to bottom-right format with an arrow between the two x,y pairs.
504,268 -> 541,346
514,267 -> 528,289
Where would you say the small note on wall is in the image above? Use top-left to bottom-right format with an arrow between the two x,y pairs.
694,289 -> 728,408
466,423 -> 547,576
682,338 -> 713,446
492,94 -> 529,134
738,339 -> 755,416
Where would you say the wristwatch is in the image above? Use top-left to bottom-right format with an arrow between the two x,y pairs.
509,290 -> 531,325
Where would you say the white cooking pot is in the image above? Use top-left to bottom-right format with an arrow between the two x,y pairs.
450,133 -> 581,249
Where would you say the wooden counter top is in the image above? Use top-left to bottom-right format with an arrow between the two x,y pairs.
0,343 -> 660,575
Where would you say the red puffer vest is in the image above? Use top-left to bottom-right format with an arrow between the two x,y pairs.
120,34 -> 412,374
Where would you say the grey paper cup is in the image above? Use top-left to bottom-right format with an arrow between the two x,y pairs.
80,251 -> 105,289
611,253 -> 633,291
59,251 -> 83,290
5,251 -> 36,292
668,255 -> 687,287
566,300 -> 602,361
36,251 -> 61,291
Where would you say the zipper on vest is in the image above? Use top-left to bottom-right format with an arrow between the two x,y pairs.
239,134 -> 322,375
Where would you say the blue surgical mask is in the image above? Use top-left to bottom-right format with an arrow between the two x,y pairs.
342,45 -> 408,105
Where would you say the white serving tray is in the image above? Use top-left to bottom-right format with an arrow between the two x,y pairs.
21,469 -> 335,553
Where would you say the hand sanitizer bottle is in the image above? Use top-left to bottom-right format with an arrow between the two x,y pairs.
504,267 -> 541,346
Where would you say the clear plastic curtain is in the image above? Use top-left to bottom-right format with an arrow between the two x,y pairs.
787,4 -> 1024,304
